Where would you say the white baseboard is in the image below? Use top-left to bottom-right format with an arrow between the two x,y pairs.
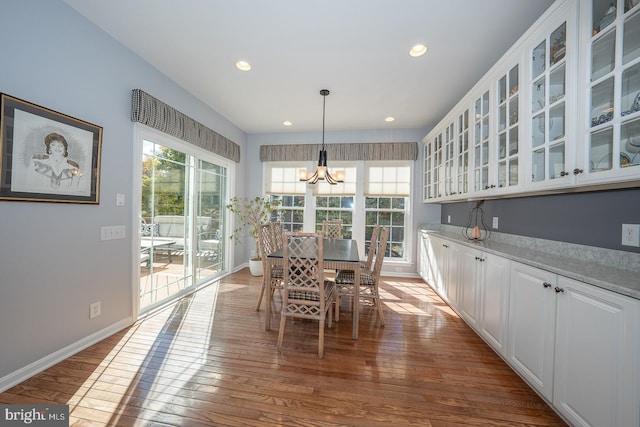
0,317 -> 133,393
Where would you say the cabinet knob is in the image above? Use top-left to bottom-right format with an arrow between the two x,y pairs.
555,287 -> 564,293
543,282 -> 552,288
573,168 -> 584,175
560,171 -> 569,177
443,244 -> 449,248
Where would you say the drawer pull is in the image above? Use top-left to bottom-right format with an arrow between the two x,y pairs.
555,287 -> 564,293
543,282 -> 552,288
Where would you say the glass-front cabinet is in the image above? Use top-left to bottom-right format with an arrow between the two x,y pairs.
497,64 -> 521,189
578,0 -> 640,184
443,122 -> 455,196
422,0 -> 639,203
473,91 -> 491,191
423,132 -> 443,200
527,19 -> 573,189
456,109 -> 470,197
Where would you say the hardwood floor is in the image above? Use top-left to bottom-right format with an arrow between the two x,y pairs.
0,269 -> 566,426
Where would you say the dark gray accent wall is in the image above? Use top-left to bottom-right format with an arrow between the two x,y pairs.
441,187 -> 640,253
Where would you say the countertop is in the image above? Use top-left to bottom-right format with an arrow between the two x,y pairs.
420,227 -> 640,301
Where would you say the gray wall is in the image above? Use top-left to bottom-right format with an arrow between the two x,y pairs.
0,0 -> 246,384
441,188 -> 640,253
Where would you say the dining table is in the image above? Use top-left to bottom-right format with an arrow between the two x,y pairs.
265,238 -> 362,339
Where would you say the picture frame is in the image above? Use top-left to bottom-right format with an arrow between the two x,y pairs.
0,93 -> 102,204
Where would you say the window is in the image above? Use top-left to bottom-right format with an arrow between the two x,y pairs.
269,194 -> 305,232
364,162 -> 410,259
315,196 -> 353,238
265,160 -> 412,263
365,196 -> 406,258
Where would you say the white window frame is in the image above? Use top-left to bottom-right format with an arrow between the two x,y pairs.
263,159 -> 413,265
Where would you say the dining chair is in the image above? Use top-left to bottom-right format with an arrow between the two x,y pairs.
360,224 -> 381,270
334,226 -> 389,326
271,220 -> 284,251
321,219 -> 343,239
277,232 -> 336,358
255,222 -> 284,311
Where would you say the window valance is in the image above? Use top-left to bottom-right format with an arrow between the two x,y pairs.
259,142 -> 418,162
131,89 -> 241,163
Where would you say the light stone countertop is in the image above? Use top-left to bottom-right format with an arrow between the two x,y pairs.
419,225 -> 640,301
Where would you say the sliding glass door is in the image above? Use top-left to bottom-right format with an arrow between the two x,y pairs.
138,130 -> 228,313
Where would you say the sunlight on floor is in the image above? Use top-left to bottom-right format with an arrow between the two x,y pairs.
68,282 -> 221,425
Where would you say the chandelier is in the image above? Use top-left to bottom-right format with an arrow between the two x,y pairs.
299,89 -> 345,185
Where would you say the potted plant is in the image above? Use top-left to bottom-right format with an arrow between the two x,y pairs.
226,196 -> 280,276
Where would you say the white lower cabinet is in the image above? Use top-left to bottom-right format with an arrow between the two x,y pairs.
417,231 -> 432,284
507,262 -> 557,400
425,235 -> 459,306
477,253 -> 510,357
508,261 -> 640,427
458,245 -> 481,329
418,235 -> 640,426
552,276 -> 640,427
458,246 -> 511,357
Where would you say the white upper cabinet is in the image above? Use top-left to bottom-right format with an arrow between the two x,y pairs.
524,5 -> 577,191
496,63 -> 522,191
422,0 -> 640,203
576,0 -> 640,185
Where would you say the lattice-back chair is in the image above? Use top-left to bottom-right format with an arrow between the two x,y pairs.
277,232 -> 336,358
360,224 -> 381,270
255,222 -> 284,311
321,219 -> 343,239
334,226 -> 389,326
271,221 -> 284,251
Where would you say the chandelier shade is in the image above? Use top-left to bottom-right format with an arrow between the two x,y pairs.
299,89 -> 345,185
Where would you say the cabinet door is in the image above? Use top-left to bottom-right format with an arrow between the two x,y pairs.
444,242 -> 459,308
427,236 -> 445,296
478,253 -> 511,356
444,122 -> 456,197
418,231 -> 432,283
527,18 -> 574,189
507,262 -> 557,400
496,63 -> 522,192
458,245 -> 481,329
423,135 -> 442,201
472,91 -> 492,192
578,0 -> 640,186
553,275 -> 640,427
456,109 -> 470,197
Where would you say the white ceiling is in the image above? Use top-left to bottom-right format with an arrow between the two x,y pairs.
63,0 -> 555,134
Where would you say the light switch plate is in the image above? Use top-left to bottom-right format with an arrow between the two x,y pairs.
492,217 -> 499,229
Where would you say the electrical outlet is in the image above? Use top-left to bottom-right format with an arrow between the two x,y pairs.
492,217 -> 499,229
90,301 -> 101,319
621,224 -> 640,247
447,215 -> 451,224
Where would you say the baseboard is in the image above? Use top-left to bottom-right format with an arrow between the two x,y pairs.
0,317 -> 133,393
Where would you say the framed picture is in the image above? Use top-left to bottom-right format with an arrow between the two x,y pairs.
0,93 -> 102,204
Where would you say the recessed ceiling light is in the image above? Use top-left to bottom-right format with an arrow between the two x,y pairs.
283,121 -> 292,126
385,116 -> 395,122
409,44 -> 427,57
235,60 -> 251,71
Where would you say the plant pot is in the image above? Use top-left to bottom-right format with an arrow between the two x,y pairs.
249,259 -> 263,276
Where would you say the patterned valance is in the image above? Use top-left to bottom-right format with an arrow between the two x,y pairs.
259,142 -> 418,162
131,89 -> 241,163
